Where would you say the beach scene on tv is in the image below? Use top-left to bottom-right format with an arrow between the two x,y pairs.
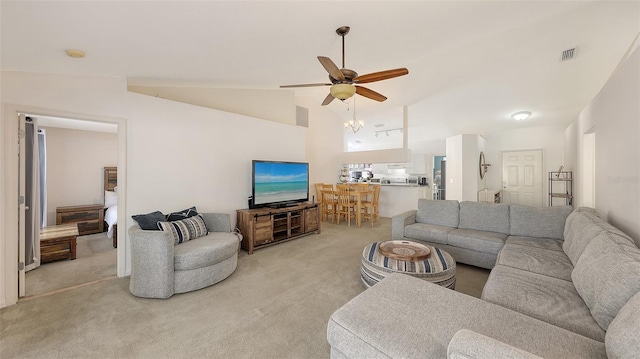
254,162 -> 309,205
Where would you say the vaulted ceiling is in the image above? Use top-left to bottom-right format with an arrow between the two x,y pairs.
2,1 -> 639,148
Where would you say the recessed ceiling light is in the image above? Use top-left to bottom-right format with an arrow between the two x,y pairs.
511,111 -> 531,121
65,49 -> 85,58
374,124 -> 384,128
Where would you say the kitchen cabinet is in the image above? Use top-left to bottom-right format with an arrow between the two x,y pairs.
406,154 -> 428,174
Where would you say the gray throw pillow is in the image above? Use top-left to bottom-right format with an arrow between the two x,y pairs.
132,211 -> 166,230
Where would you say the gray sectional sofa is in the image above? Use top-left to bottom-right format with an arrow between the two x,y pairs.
328,201 -> 640,358
391,199 -> 573,269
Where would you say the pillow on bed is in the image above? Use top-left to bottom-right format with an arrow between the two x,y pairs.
132,211 -> 166,230
166,206 -> 199,221
158,214 -> 208,245
104,191 -> 118,208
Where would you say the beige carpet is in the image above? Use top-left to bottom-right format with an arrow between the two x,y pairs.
1,218 -> 489,358
25,232 -> 117,297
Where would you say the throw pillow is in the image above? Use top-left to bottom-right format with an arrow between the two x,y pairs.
104,191 -> 117,208
132,211 -> 166,230
158,214 -> 209,245
166,206 -> 199,221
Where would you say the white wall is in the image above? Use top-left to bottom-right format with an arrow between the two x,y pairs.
564,47 -> 640,246
41,127 -> 118,224
445,134 -> 484,201
1,71 -> 343,308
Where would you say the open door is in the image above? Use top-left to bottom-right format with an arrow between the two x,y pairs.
18,114 -> 43,297
18,114 -> 26,297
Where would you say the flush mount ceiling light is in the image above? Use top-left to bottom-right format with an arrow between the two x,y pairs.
511,111 -> 531,121
65,49 -> 85,58
331,83 -> 357,101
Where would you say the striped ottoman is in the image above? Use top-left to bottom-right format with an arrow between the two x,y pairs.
360,241 -> 456,289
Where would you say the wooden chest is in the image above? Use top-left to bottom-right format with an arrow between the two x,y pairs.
40,223 -> 78,263
56,204 -> 104,236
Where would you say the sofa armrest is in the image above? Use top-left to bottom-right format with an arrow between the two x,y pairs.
391,210 -> 417,240
128,226 -> 175,298
201,213 -> 231,232
448,329 -> 542,359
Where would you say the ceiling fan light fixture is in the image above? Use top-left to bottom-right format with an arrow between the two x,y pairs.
330,83 -> 356,100
511,111 -> 531,121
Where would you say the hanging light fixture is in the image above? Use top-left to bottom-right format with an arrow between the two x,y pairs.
345,96 -> 364,133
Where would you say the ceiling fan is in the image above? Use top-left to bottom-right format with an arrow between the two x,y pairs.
280,26 -> 409,106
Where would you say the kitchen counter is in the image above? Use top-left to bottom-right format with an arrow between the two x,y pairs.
377,185 -> 431,218
379,183 -> 425,187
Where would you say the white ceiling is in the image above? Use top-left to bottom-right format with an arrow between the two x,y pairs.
2,1 -> 639,148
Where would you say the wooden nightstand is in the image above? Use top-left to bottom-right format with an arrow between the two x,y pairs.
56,204 -> 104,236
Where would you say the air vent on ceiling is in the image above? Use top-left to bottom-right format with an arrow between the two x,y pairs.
561,47 -> 577,61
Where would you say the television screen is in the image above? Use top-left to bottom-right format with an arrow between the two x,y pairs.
252,160 -> 309,208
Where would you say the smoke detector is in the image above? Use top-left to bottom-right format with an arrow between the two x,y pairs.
561,47 -> 577,62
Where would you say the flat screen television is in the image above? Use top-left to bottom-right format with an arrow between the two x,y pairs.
251,160 -> 309,208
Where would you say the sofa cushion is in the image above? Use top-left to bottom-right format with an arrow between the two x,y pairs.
415,199 -> 459,228
496,243 -> 573,281
563,209 -> 634,266
404,222 -> 454,245
458,201 -> 509,235
506,236 -> 564,252
605,291 -> 640,359
447,329 -> 543,359
174,232 -> 239,271
572,233 -> 640,331
158,214 -> 209,245
482,265 -> 605,342
509,204 -> 572,240
132,210 -> 166,230
448,229 -> 506,255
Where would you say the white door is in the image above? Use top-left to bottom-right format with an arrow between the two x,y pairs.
501,150 -> 543,207
18,113 -> 26,297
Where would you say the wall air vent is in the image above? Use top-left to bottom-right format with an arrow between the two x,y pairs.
561,47 -> 577,61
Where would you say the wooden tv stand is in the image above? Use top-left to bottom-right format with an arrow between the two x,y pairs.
236,202 -> 320,254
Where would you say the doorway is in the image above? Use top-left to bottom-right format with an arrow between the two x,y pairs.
501,150 -> 544,207
433,156 -> 446,200
3,104 -> 127,306
20,115 -> 119,297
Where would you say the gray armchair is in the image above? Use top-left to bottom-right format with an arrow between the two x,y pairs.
128,213 -> 239,298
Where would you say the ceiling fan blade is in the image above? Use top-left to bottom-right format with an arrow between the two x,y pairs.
280,83 -> 331,88
321,93 -> 335,106
355,86 -> 387,102
318,56 -> 345,81
353,68 -> 409,84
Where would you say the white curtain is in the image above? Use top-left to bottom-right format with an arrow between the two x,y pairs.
24,118 -> 44,272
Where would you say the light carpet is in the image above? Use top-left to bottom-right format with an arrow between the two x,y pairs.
1,218 -> 489,358
25,232 -> 117,297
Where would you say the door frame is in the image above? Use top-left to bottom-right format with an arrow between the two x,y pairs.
500,149 -> 546,207
2,103 -> 127,307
